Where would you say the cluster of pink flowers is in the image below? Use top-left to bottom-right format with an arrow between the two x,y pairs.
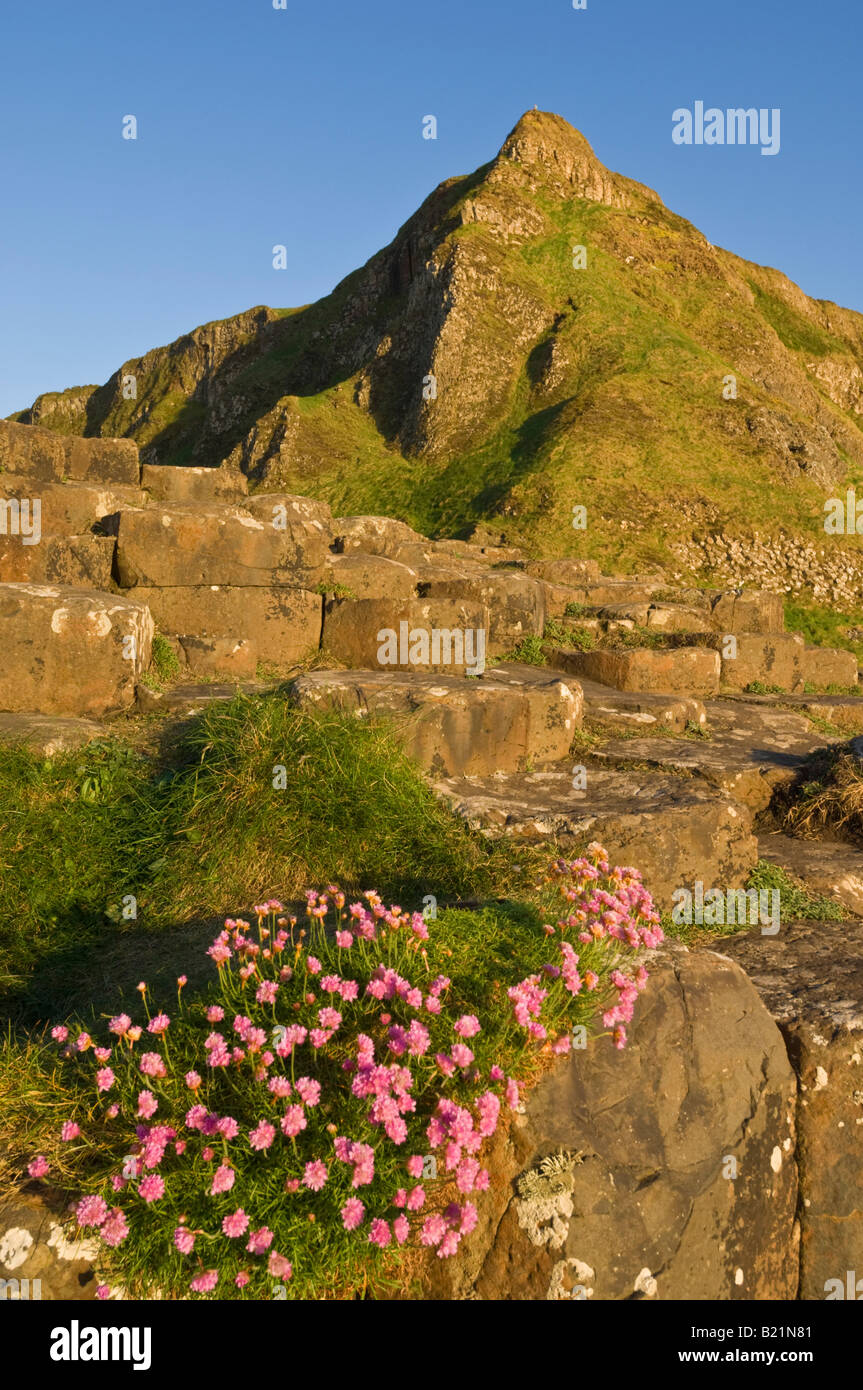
28,854 -> 656,1298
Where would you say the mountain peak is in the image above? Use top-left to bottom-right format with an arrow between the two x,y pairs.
491,108 -> 661,210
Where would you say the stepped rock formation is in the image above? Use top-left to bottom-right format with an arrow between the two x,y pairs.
3,110 -> 863,1302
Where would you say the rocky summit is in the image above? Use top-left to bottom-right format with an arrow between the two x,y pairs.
2,111 -> 863,1306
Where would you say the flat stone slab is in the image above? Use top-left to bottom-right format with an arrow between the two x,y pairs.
717,690 -> 863,732
718,919 -> 863,1299
433,768 -> 757,908
590,701 -> 833,813
757,832 -> 863,917
0,711 -> 108,756
290,665 -> 582,777
577,677 -> 706,733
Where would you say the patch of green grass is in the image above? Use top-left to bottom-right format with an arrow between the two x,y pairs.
743,681 -> 785,695
500,634 -> 547,666
784,598 -> 863,665
745,859 -> 846,922
661,857 -> 845,947
0,700 -> 515,1019
315,581 -> 356,600
148,636 -> 180,689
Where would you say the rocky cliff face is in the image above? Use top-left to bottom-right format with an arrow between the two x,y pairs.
11,110 -> 863,568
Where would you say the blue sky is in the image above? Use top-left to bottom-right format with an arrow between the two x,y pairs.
1,0 -> 860,417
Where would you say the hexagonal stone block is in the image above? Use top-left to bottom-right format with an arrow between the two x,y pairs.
290,666 -> 582,776
115,503 -> 327,588
0,583 -> 153,716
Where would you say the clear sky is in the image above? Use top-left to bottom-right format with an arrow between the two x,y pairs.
1,0 -> 860,417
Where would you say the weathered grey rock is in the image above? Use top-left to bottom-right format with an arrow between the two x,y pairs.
433,539 -> 525,566
0,711 -> 108,756
322,553 -> 419,601
115,503 -> 328,588
322,597 -> 489,674
242,492 -> 333,531
0,1193 -> 99,1301
141,463 -> 247,503
332,515 -> 428,560
0,583 -> 152,716
132,585 -> 322,664
426,945 -> 798,1300
720,919 -> 863,1300
552,644 -> 721,696
434,768 -> 758,908
590,701 -> 833,814
578,677 -> 706,734
0,475 -> 146,536
291,665 -> 582,776
416,564 -> 545,648
579,578 -> 669,606
538,580 -> 589,619
0,534 -> 115,588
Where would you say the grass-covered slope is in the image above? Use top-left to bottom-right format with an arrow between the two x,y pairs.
12,110 -> 863,572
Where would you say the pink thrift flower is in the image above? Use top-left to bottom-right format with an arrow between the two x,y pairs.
139,1053 -> 166,1079
190,1269 -> 219,1293
369,1218 -> 391,1248
249,1121 -> 276,1151
454,1014 -> 481,1039
235,1271 -> 250,1288
28,1155 -> 50,1178
185,1071 -> 202,1090
96,1285 -> 110,1300
295,1077 -> 321,1107
406,1185 -> 425,1212
450,1044 -> 474,1069
394,1214 -> 410,1244
222,1209 -> 250,1238
341,1197 -> 365,1230
406,1155 -> 424,1179
303,1160 -> 328,1191
51,1025 -> 69,1042
268,1251 -> 293,1279
205,1006 -> 225,1022
438,1229 -> 461,1259
420,1214 -> 447,1247
174,1227 -> 195,1254
137,1091 -> 158,1119
100,1208 -> 129,1248
210,1164 -> 235,1195
76,1194 -> 108,1227
139,1174 -> 165,1203
96,1068 -> 115,1093
60,1121 -> 80,1141
281,1106 -> 307,1139
246,1226 -> 274,1255
147,1013 -> 170,1034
